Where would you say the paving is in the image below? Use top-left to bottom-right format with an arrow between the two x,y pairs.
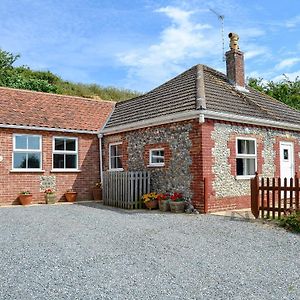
0,203 -> 299,300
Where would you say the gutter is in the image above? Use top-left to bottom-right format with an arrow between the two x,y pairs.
0,123 -> 98,135
101,109 -> 300,135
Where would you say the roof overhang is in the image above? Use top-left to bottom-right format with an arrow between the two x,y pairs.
0,123 -> 98,135
101,109 -> 300,135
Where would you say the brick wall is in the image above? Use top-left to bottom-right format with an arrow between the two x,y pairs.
0,128 -> 100,205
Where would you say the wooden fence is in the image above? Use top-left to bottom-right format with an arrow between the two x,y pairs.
251,173 -> 300,219
102,171 -> 151,209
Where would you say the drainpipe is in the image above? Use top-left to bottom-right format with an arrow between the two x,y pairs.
98,133 -> 104,183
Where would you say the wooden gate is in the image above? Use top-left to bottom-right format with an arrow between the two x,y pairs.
102,171 -> 151,209
251,173 -> 300,219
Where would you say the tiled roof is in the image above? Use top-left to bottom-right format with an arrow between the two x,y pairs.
105,64 -> 300,129
0,87 -> 115,132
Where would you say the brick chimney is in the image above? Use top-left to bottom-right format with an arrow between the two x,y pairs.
225,32 -> 245,89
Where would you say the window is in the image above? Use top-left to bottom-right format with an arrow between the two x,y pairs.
53,137 -> 78,170
109,143 -> 123,170
149,148 -> 165,167
13,134 -> 42,170
236,138 -> 257,177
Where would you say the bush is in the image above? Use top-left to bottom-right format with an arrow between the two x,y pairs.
279,209 -> 300,233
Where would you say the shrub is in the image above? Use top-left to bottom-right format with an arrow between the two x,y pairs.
279,209 -> 300,233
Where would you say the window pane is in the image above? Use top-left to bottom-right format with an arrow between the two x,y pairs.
66,154 -> 77,168
55,138 -> 65,151
116,157 -> 122,169
246,158 -> 256,175
247,140 -> 255,154
54,154 -> 65,169
28,136 -> 40,150
110,145 -> 117,157
28,153 -> 41,168
236,158 -> 255,175
14,152 -> 27,168
66,139 -> 76,151
237,140 -> 245,154
15,136 -> 27,150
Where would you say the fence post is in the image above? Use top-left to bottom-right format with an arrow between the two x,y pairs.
295,172 -> 299,210
251,172 -> 259,218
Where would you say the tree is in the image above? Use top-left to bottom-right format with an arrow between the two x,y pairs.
248,76 -> 300,110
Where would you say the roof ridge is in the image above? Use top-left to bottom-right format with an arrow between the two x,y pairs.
0,86 -> 116,105
196,64 -> 206,109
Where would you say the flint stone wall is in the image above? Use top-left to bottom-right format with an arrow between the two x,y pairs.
212,122 -> 300,198
126,124 -> 193,198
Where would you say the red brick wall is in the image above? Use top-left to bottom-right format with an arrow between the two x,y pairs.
0,128 -> 100,205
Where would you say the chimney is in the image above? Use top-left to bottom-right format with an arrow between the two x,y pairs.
225,32 -> 245,89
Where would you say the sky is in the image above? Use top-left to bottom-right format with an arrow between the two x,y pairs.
0,0 -> 299,92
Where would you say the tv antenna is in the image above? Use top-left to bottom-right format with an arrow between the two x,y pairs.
209,8 -> 225,62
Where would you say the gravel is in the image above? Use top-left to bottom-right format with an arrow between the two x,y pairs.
0,203 -> 299,300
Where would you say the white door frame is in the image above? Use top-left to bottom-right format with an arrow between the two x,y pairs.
279,141 -> 294,179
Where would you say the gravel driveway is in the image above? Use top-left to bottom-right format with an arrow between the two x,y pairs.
0,203 -> 299,300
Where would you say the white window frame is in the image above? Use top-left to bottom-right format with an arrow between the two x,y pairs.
109,142 -> 123,171
52,136 -> 79,172
149,148 -> 165,167
236,137 -> 257,179
12,134 -> 43,172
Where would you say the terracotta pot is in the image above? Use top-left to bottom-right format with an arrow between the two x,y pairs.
19,194 -> 33,206
159,199 -> 170,212
65,192 -> 77,202
145,199 -> 158,210
92,188 -> 102,200
169,201 -> 185,213
45,193 -> 57,204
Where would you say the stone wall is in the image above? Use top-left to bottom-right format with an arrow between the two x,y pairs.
211,122 -> 300,199
126,123 -> 193,198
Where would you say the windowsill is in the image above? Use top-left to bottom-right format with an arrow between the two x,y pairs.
51,169 -> 82,173
235,175 -> 255,180
109,168 -> 124,172
147,164 -> 165,168
10,169 -> 45,173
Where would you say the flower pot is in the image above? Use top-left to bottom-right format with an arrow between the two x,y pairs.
65,192 -> 77,202
45,193 -> 57,204
92,188 -> 102,201
159,199 -> 170,212
145,199 -> 158,210
169,201 -> 185,213
19,194 -> 33,206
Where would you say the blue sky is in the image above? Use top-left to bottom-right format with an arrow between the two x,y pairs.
0,0 -> 299,92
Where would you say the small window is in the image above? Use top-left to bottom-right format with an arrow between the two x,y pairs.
109,143 -> 123,170
149,149 -> 165,166
13,134 -> 42,169
236,138 -> 257,177
53,137 -> 78,170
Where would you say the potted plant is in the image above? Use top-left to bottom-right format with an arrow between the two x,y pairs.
92,181 -> 102,201
169,192 -> 185,213
158,193 -> 170,212
44,188 -> 56,204
19,191 -> 33,205
142,192 -> 158,210
65,190 -> 77,202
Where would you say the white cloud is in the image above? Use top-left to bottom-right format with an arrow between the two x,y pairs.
118,6 -> 219,90
275,58 -> 300,71
285,15 -> 300,28
244,46 -> 268,60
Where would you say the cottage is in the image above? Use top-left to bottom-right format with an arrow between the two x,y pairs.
0,88 -> 114,204
101,33 -> 300,212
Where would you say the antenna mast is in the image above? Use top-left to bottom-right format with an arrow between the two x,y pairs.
209,8 -> 225,62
